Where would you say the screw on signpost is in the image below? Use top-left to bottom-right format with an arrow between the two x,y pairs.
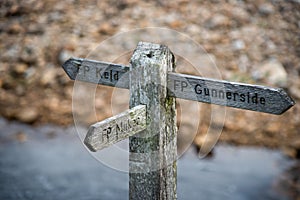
62,41 -> 295,200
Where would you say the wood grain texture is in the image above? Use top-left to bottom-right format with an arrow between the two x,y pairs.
129,42 -> 177,200
62,58 -> 294,114
62,57 -> 129,88
167,72 -> 295,114
84,105 -> 146,152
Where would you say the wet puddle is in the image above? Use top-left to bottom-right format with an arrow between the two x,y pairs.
0,118 -> 298,200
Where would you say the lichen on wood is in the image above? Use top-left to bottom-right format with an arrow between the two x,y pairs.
129,42 -> 177,200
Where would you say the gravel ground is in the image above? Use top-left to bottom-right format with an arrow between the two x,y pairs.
0,0 -> 300,156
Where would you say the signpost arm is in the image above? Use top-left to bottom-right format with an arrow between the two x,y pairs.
62,58 -> 294,114
129,42 -> 177,199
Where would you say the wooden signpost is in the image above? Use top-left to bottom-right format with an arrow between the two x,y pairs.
84,105 -> 146,152
62,41 -> 295,200
63,57 -> 294,115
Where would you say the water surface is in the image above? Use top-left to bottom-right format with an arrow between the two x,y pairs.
0,118 -> 295,200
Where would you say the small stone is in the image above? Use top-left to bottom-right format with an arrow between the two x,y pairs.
7,23 -> 24,34
238,54 -> 250,73
205,14 -> 230,29
266,40 -> 276,51
14,63 -> 28,74
16,108 -> 39,123
24,67 -> 36,80
48,97 -> 60,110
40,67 -> 58,86
231,7 -> 250,24
48,11 -> 63,22
131,6 -> 144,20
98,23 -> 116,35
16,85 -> 25,96
8,5 -> 20,15
20,44 -> 39,64
258,3 -> 274,15
186,25 -> 201,35
0,62 -> 9,72
27,24 -> 44,35
252,59 -> 288,87
64,43 -> 76,52
58,50 -> 73,65
232,39 -> 245,51
169,20 -> 183,29
265,122 -> 281,133
3,44 -> 21,62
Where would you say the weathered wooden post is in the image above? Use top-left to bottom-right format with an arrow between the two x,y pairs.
62,41 -> 295,200
129,42 -> 177,199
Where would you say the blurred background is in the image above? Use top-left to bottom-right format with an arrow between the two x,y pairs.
0,0 -> 299,199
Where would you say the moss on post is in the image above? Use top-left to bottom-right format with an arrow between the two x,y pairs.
129,42 -> 177,200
